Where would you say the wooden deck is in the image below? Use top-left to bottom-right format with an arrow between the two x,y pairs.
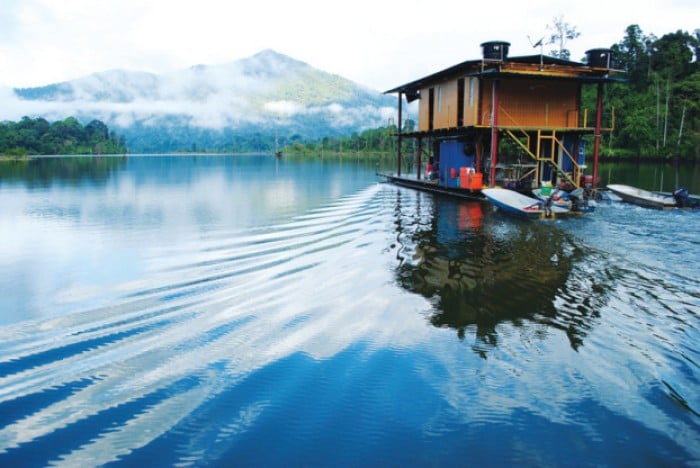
377,173 -> 485,200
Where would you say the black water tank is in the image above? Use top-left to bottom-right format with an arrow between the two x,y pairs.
481,41 -> 510,61
586,48 -> 612,68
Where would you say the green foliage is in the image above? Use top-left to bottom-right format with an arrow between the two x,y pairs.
0,116 -> 127,156
589,26 -> 700,159
281,122 -> 413,157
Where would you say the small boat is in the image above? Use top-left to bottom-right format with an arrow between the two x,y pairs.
606,184 -> 677,209
274,129 -> 282,158
482,188 -> 569,218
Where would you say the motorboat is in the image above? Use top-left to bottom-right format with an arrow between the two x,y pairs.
482,188 -> 569,218
606,184 -> 677,209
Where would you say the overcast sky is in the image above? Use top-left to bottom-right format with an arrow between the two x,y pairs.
1,0 -> 698,92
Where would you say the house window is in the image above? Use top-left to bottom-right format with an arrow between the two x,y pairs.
437,86 -> 442,112
457,78 -> 465,126
469,78 -> 475,107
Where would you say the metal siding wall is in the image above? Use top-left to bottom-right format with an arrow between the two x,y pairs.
500,80 -> 578,127
419,86 -> 431,131
481,79 -> 493,125
412,71 -> 582,132
446,81 -> 459,128
434,85 -> 445,128
416,78 -> 481,130
439,141 -> 471,186
462,77 -> 479,127
432,81 -> 459,129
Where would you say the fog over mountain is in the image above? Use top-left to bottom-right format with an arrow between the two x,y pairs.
2,50 -> 396,152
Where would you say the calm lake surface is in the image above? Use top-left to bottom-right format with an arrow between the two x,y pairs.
0,154 -> 698,466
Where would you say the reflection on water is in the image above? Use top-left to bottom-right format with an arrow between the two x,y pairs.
390,191 -> 610,353
0,156 -> 127,188
0,155 -> 390,324
0,155 -> 698,466
600,161 -> 700,194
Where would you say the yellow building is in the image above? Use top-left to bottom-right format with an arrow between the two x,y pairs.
385,41 -> 624,192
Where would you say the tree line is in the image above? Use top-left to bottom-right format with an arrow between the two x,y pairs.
283,122 -> 413,156
602,25 -> 699,159
0,116 -> 127,156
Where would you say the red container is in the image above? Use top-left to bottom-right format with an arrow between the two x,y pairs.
459,167 -> 472,189
469,173 -> 483,190
460,168 -> 482,189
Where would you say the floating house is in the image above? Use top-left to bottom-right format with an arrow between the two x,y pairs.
383,41 -> 624,197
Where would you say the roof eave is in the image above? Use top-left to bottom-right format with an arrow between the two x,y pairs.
384,54 -> 625,94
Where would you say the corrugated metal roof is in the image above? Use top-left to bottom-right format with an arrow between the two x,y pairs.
384,54 -> 622,94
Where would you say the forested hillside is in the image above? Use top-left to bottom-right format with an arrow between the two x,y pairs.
8,50 -> 395,154
589,26 -> 699,159
0,117 -> 127,156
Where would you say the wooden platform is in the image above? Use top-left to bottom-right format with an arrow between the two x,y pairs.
377,173 -> 484,200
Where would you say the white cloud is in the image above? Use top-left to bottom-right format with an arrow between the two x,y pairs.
326,103 -> 344,114
0,83 -> 394,131
263,100 -> 304,116
2,0 -> 695,135
1,0 -> 697,93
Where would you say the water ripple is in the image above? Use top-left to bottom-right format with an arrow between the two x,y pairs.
0,183 -> 422,465
2,177 -> 700,465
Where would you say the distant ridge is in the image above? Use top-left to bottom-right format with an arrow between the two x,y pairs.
10,50 -> 396,153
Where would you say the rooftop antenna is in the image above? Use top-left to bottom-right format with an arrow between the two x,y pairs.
528,35 -> 545,69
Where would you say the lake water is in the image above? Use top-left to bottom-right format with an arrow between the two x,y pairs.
1,154 -> 698,466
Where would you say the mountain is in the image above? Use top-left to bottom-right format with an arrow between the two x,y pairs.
9,50 -> 396,153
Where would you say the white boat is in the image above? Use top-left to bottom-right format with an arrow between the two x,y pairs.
482,188 -> 569,218
606,184 -> 676,209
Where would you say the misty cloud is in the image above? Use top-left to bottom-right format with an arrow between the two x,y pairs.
264,100 -> 304,116
1,50 -> 398,153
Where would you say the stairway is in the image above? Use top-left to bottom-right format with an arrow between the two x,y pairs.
503,128 -> 581,189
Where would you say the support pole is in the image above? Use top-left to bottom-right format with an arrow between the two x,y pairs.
476,139 -> 482,174
397,93 -> 403,176
416,137 -> 423,179
593,82 -> 603,190
489,80 -> 500,186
